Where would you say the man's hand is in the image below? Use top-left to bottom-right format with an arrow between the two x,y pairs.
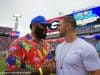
90,69 -> 100,75
41,59 -> 56,75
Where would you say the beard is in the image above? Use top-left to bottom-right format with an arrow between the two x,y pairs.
59,31 -> 66,37
35,26 -> 47,39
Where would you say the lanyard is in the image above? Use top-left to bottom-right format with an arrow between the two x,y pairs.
60,43 -> 73,69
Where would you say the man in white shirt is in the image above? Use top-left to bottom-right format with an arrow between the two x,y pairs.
44,15 -> 100,75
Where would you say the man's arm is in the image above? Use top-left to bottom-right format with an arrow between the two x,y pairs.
89,69 -> 100,75
42,58 -> 56,74
81,44 -> 100,75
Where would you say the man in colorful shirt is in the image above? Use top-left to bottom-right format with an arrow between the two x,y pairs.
6,16 -> 52,75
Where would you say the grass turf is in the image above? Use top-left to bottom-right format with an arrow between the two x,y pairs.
0,58 -> 5,72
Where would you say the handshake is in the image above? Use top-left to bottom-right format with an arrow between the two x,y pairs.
5,59 -> 55,75
41,58 -> 56,75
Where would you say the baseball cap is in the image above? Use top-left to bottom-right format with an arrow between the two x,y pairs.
31,15 -> 50,25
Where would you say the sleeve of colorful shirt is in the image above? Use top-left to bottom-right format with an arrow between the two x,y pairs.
6,39 -> 22,71
45,41 -> 52,60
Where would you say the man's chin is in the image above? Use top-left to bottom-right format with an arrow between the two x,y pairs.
39,36 -> 46,40
59,33 -> 64,37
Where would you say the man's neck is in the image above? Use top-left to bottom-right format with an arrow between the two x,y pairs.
31,33 -> 44,45
64,32 -> 77,43
31,32 -> 40,40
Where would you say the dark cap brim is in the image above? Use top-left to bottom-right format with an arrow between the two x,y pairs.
40,23 -> 51,26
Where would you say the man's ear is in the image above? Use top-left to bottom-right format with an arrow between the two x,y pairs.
65,23 -> 70,30
66,23 -> 73,30
31,24 -> 37,29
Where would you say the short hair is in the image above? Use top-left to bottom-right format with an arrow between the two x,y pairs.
61,15 -> 77,28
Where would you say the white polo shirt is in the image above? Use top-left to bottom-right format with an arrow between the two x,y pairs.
55,38 -> 100,75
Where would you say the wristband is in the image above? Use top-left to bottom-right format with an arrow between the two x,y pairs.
39,67 -> 43,75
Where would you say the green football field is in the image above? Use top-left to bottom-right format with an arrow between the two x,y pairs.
0,59 -> 5,72
0,58 -> 6,75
